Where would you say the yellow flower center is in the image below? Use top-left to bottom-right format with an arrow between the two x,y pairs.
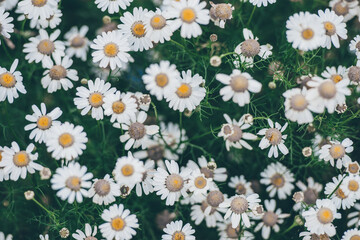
0,151 -> 2,162
348,180 -> 359,192
150,15 -> 166,29
331,74 -> 342,83
317,207 -> 333,224
265,128 -> 282,145
112,101 -> 126,114
194,176 -> 207,189
58,133 -> 74,148
0,73 -> 16,88
329,144 -> 345,159
121,164 -> 134,176
172,232 -> 185,240
31,0 -> 47,7
103,43 -> 119,57
319,81 -> 336,99
348,163 -> 359,174
271,173 -> 285,188
166,174 -> 184,192
155,73 -> 169,87
37,116 -> 52,130
181,8 -> 196,23
13,151 -> 29,167
65,176 -> 81,191
37,40 -> 55,55
302,28 -> 314,40
176,83 -> 192,98
49,65 -> 67,80
351,235 -> 360,240
230,75 -> 249,92
335,187 -> 346,199
333,2 -> 349,16
131,21 -> 146,38
111,217 -> 125,231
324,21 -> 336,36
89,92 -> 104,108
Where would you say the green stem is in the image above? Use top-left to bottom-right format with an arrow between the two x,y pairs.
220,52 -> 236,59
247,5 -> 256,26
170,39 -> 185,49
282,221 -> 297,235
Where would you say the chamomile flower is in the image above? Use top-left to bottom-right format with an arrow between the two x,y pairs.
95,0 -> 132,14
23,29 -> 65,68
318,9 -> 347,49
217,219 -> 255,240
0,59 -> 26,103
142,61 -> 180,101
299,231 -> 330,240
88,174 -> 120,205
260,162 -> 295,200
41,55 -> 79,93
99,204 -> 139,240
350,35 -> 360,59
0,7 -> 13,43
216,69 -> 262,106
74,78 -> 116,120
72,223 -> 98,240
347,203 -> 360,227
218,114 -> 257,151
64,26 -> 90,61
159,121 -> 188,158
324,174 -> 355,210
0,142 -> 42,181
51,161 -> 93,204
283,88 -> 322,124
103,91 -> 138,124
161,220 -> 195,240
293,177 -> 323,211
118,7 -> 153,52
234,28 -> 272,67
249,0 -> 276,7
187,168 -> 213,196
186,155 -> 228,182
46,122 -> 88,161
322,65 -> 349,84
0,0 -> 18,10
0,146 -> 10,181
38,8 -> 62,29
319,138 -> 353,169
152,160 -> 191,206
113,152 -> 145,188
253,199 -> 290,239
164,70 -> 206,112
209,2 -> 234,28
329,0 -> 358,22
118,111 -> 159,150
145,9 -> 173,43
343,175 -> 360,200
342,229 -> 360,240
24,103 -> 62,143
219,193 -> 261,228
133,139 -> 176,166
91,30 -> 132,70
166,0 -> 210,39
190,200 -> 226,228
135,160 -> 155,197
257,119 -> 289,158
17,0 -> 57,20
302,199 -> 341,237
286,11 -> 325,51
228,175 -> 254,196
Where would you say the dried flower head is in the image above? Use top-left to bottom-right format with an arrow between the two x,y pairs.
210,56 -> 222,67
40,167 -> 52,180
24,190 -> 35,200
302,147 -> 312,157
59,227 -> 70,238
292,191 -> 304,203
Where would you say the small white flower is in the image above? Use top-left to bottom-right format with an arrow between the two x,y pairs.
322,65 -> 349,84
342,229 -> 360,240
94,0 -> 132,14
0,146 -> 10,182
190,199 -> 226,228
293,177 -> 323,211
329,0 -> 358,22
145,8 -> 173,43
38,8 -> 62,29
161,220 -> 195,240
343,175 -> 360,200
324,174 -> 355,210
187,168 -> 213,196
228,175 -> 253,196
186,155 -> 227,182
64,25 -> 90,61
209,2 -> 234,28
0,7 -> 14,44
319,138 -> 353,169
88,174 -> 120,205
113,152 -> 145,188
217,219 -> 255,240
72,223 -> 98,240
299,231 -> 330,240
17,0 -> 57,20
318,9 -> 347,49
0,59 -> 26,103
103,91 -> 138,124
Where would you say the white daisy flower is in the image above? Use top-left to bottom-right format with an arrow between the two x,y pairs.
118,111 -> 159,150
64,26 -> 90,61
322,65 -> 349,84
51,161 -> 93,204
190,200 -> 226,228
283,87 -> 322,124
186,155 -> 228,182
118,7 -> 153,52
41,55 -> 79,93
0,0 -> 18,10
253,199 -> 290,239
318,9 -> 347,49
88,174 -> 120,205
0,7 -> 14,44
342,229 -> 360,240
249,0 -> 276,7
46,122 -> 88,161
91,30 -> 132,70
324,174 -> 355,210
24,103 -> 62,143
164,70 -> 206,112
219,193 -> 261,228
74,78 -> 116,120
217,219 -> 255,240
159,121 -> 188,159
234,28 -> 272,67
0,59 -> 26,103
72,223 -> 98,240
187,168 -> 213,196
319,138 -> 353,169
38,8 -> 62,29
167,0 -> 210,39
260,162 -> 295,200
329,0 -> 358,22
218,113 -> 257,151
161,220 -> 195,240
103,91 -> 138,124
15,7 -> 41,29
135,160 -> 155,197
302,199 -> 341,237
0,146 -> 10,182
144,8 -> 173,43
257,119 -> 289,158
216,69 -> 262,106
142,61 -> 180,101
113,151 -> 145,188
347,203 -> 360,227
228,175 -> 254,196
286,11 -> 325,51
95,0 -> 132,14
17,0 -> 57,20
23,29 -> 65,68
293,177 -> 323,211
0,142 -> 42,181
133,139 -> 177,166
299,231 -> 330,240
152,160 -> 191,206
99,204 -> 139,240
209,2 -> 234,28
343,175 -> 360,200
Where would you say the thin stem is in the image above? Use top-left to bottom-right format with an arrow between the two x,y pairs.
247,5 -> 257,26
